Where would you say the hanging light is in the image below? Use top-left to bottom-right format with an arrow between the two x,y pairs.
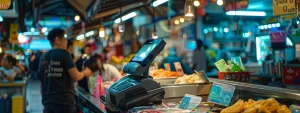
99,27 -> 105,38
152,1 -> 158,39
152,28 -> 158,39
194,0 -> 200,7
185,0 -> 194,17
217,0 -> 223,6
74,15 -> 80,21
119,1 -> 125,32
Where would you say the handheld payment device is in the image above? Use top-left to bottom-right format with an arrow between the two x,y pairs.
103,38 -> 166,112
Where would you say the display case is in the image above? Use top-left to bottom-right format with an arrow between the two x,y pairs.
0,80 -> 27,113
76,78 -> 300,112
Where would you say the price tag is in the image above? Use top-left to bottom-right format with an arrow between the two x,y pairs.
179,94 -> 202,110
174,62 -> 184,76
208,83 -> 235,106
214,59 -> 228,72
164,63 -> 171,71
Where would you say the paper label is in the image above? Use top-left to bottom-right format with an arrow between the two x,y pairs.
208,83 -> 235,106
179,94 -> 202,110
174,62 -> 184,76
164,63 -> 171,71
214,59 -> 228,72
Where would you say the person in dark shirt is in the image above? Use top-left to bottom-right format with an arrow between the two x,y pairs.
76,44 -> 92,92
67,40 -> 76,62
39,28 -> 94,113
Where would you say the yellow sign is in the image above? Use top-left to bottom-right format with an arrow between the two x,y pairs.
273,0 -> 298,16
9,23 -> 18,43
0,0 -> 11,10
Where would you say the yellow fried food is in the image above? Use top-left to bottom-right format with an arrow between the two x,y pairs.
261,98 -> 280,112
255,105 -> 271,113
221,99 -> 245,113
277,105 -> 291,113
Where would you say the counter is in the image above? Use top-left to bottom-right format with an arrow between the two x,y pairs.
76,87 -> 105,113
0,80 -> 27,113
76,78 -> 300,113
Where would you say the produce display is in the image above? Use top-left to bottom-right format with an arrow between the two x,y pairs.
215,57 -> 246,72
151,69 -> 181,78
174,73 -> 206,84
221,98 -> 291,113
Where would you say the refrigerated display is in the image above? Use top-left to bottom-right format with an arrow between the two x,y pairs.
256,35 -> 293,64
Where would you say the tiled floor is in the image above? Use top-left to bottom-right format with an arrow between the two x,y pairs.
27,80 -> 43,113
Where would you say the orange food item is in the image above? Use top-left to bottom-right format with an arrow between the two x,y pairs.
151,69 -> 182,78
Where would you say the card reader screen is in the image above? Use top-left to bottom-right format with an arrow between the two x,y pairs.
132,43 -> 157,61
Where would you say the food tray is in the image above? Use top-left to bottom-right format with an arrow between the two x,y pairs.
217,72 -> 252,82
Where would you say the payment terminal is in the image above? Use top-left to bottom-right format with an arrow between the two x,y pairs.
102,38 -> 166,112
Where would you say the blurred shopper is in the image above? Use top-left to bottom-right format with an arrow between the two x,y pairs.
159,47 -> 192,74
193,40 -> 207,72
76,44 -> 92,92
92,54 -> 122,82
30,51 -> 40,80
12,57 -> 24,76
39,28 -> 95,113
67,40 -> 76,62
0,56 -> 17,82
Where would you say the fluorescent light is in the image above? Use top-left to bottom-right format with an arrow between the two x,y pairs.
0,16 -> 3,22
85,31 -> 95,37
23,32 -> 48,36
224,28 -> 229,32
42,27 -> 47,32
64,34 -> 67,38
226,11 -> 266,16
115,12 -> 137,23
31,28 -> 35,32
256,37 -> 261,61
263,25 -> 268,29
76,34 -> 84,40
152,0 -> 168,7
276,23 -> 280,27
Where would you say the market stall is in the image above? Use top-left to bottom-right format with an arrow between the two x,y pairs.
76,38 -> 300,113
0,80 -> 27,113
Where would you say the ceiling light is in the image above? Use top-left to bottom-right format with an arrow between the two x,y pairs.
217,0 -> 223,6
175,20 -> 180,25
18,34 -> 28,43
268,24 -> 272,28
185,0 -> 194,17
64,34 -> 67,38
180,18 -> 185,23
194,0 -> 200,7
259,26 -> 264,29
224,28 -> 229,32
136,31 -> 139,35
76,34 -> 84,40
214,27 -> 218,32
272,24 -> 276,27
226,11 -> 266,16
85,31 -> 95,37
263,25 -> 268,29
99,27 -> 105,38
31,28 -> 35,32
74,15 -> 80,21
204,29 -> 208,34
0,16 -> 3,22
152,0 -> 168,7
119,23 -> 125,32
276,23 -> 280,27
115,12 -> 137,23
42,27 -> 47,33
